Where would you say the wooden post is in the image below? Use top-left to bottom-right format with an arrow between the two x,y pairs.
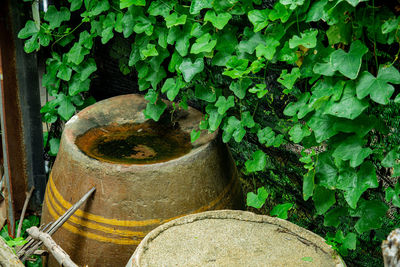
382,228 -> 400,267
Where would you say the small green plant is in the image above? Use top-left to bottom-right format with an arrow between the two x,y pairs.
0,215 -> 42,266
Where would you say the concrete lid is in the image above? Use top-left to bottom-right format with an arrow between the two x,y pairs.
129,210 -> 346,267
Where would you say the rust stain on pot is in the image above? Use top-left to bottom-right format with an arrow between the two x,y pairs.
75,121 -> 192,164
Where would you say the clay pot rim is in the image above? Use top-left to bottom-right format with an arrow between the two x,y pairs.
61,94 -> 218,168
132,210 -> 346,267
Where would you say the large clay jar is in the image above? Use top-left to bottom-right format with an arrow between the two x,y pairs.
41,94 -> 243,267
128,210 -> 346,267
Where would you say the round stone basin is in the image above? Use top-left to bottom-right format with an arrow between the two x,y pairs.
128,210 -> 346,267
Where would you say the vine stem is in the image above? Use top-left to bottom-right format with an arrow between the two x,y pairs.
51,21 -> 84,51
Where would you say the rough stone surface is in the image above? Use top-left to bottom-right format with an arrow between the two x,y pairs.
130,210 -> 346,267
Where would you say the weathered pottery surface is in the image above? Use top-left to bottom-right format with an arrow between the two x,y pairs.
41,94 -> 243,267
128,210 -> 346,267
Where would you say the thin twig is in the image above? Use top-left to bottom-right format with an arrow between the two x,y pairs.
16,187 -> 35,238
19,187 -> 95,261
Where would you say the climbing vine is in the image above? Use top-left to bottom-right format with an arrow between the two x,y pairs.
18,0 -> 400,264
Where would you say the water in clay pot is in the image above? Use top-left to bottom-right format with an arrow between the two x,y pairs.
75,121 -> 192,164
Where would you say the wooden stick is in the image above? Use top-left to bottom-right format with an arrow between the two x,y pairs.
16,187 -> 34,238
382,228 -> 400,267
26,226 -> 78,267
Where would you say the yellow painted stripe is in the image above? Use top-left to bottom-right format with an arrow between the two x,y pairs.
48,176 -> 161,227
47,183 -> 147,238
45,191 -> 141,245
48,171 -> 235,227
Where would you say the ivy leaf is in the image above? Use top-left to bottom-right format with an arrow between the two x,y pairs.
222,116 -> 245,143
82,0 -> 110,17
44,6 -> 71,29
165,13 -> 187,28
336,162 -> 378,209
215,96 -> 235,115
270,203 -> 293,219
120,0 -> 145,9
278,68 -> 301,92
313,186 -> 336,215
147,0 -> 175,17
382,149 -> 400,168
69,74 -> 90,96
190,33 -> 217,54
18,20 -> 39,39
141,44 -> 159,58
324,82 -> 369,120
289,29 -> 318,49
302,257 -> 313,262
356,65 -> 400,105
195,84 -> 218,102
144,89 -> 158,104
56,64 -> 72,81
57,95 -> 76,121
223,56 -> 250,79
386,183 -> 400,208
344,0 -> 367,7
280,0 -> 305,10
204,11 -> 232,30
283,93 -> 310,116
143,99 -> 167,121
205,104 -> 224,131
256,38 -> 280,60
76,58 -> 97,81
49,138 -> 60,156
303,171 -> 314,201
245,150 -> 267,172
289,123 -> 311,143
330,40 -> 368,79
145,67 -> 166,89
247,187 -> 269,208
351,199 -> 388,234
67,43 -> 89,65
68,0 -> 83,11
121,12 -> 135,38
332,135 -> 372,168
269,2 -> 292,22
249,84 -> 268,98
179,58 -> 204,82
238,28 -> 265,54
161,77 -> 185,101
306,0 -> 328,22
324,207 -> 348,227
189,0 -> 212,14
190,130 -> 201,143
257,127 -> 275,146
307,111 -> 338,142
326,23 -> 351,45
395,93 -> 400,103
79,31 -> 93,49
229,78 -> 252,100
382,17 -> 400,34
248,9 -> 270,32
315,152 -> 338,189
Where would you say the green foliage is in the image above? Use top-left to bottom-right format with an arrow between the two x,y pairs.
18,0 -> 400,264
1,215 -> 42,266
247,187 -> 269,209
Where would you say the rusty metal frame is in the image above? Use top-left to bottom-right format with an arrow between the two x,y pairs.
0,0 -> 46,237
